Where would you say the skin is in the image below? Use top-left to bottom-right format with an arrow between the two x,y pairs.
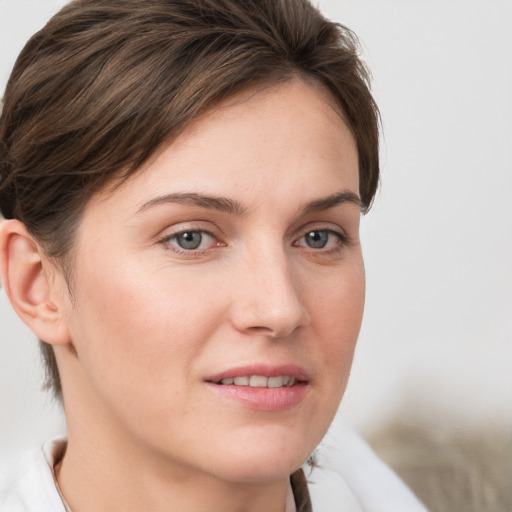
0,79 -> 365,512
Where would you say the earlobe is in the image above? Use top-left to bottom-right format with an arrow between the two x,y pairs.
0,219 -> 71,345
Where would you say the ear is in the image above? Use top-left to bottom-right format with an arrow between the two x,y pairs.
0,219 -> 71,345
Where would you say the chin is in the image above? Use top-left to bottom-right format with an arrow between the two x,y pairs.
208,432 -> 315,483
217,457 -> 308,484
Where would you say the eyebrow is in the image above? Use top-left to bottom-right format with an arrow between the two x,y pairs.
137,192 -> 247,216
137,190 -> 361,216
301,191 -> 362,214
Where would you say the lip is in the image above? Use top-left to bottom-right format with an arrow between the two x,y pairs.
205,364 -> 309,383
204,364 -> 310,412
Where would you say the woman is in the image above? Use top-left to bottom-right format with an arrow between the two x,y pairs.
0,0 -> 426,510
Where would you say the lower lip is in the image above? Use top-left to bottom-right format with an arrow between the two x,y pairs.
205,382 -> 308,412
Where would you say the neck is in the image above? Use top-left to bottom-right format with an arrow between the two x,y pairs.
57,402 -> 290,512
57,431 -> 290,512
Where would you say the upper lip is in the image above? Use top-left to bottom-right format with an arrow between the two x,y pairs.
205,364 -> 309,383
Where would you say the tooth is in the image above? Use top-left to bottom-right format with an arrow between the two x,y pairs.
249,375 -> 268,388
287,377 -> 296,387
283,376 -> 290,386
221,378 -> 234,385
234,376 -> 249,386
268,376 -> 284,388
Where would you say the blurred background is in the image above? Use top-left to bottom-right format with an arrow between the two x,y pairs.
1,1 -> 511,511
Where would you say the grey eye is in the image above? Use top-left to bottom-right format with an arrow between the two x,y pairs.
304,230 -> 329,249
176,231 -> 203,250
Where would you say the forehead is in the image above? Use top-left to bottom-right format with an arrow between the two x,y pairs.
88,78 -> 359,218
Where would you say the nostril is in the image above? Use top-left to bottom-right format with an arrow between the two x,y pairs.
246,323 -> 302,339
247,326 -> 273,333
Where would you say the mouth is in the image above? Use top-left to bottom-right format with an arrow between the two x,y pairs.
204,365 -> 309,411
205,364 -> 308,386
215,375 -> 298,388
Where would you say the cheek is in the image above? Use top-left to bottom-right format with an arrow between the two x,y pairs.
307,260 -> 365,387
312,257 -> 365,331
66,258 -> 224,403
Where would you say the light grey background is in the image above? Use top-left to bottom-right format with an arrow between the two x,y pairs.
1,0 -> 511,464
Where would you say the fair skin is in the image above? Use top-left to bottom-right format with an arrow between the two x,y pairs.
0,79 -> 364,512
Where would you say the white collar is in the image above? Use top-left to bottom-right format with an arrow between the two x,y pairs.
43,438 -> 72,512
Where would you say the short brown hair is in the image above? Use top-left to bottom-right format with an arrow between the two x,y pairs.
0,0 -> 380,399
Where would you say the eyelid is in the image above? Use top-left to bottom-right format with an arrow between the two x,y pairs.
292,225 -> 351,253
294,222 -> 350,242
158,223 -> 226,256
157,219 -> 222,241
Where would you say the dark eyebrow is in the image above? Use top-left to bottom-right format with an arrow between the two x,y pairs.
301,191 -> 362,214
137,192 -> 247,216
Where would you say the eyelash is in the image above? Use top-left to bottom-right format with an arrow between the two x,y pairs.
159,227 -> 350,257
159,229 -> 221,256
294,229 -> 350,254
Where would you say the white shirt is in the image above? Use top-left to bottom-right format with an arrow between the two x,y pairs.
0,430 -> 428,512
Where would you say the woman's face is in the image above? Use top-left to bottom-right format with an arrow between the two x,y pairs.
57,79 -> 364,483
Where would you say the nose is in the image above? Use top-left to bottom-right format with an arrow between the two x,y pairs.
229,247 -> 310,338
